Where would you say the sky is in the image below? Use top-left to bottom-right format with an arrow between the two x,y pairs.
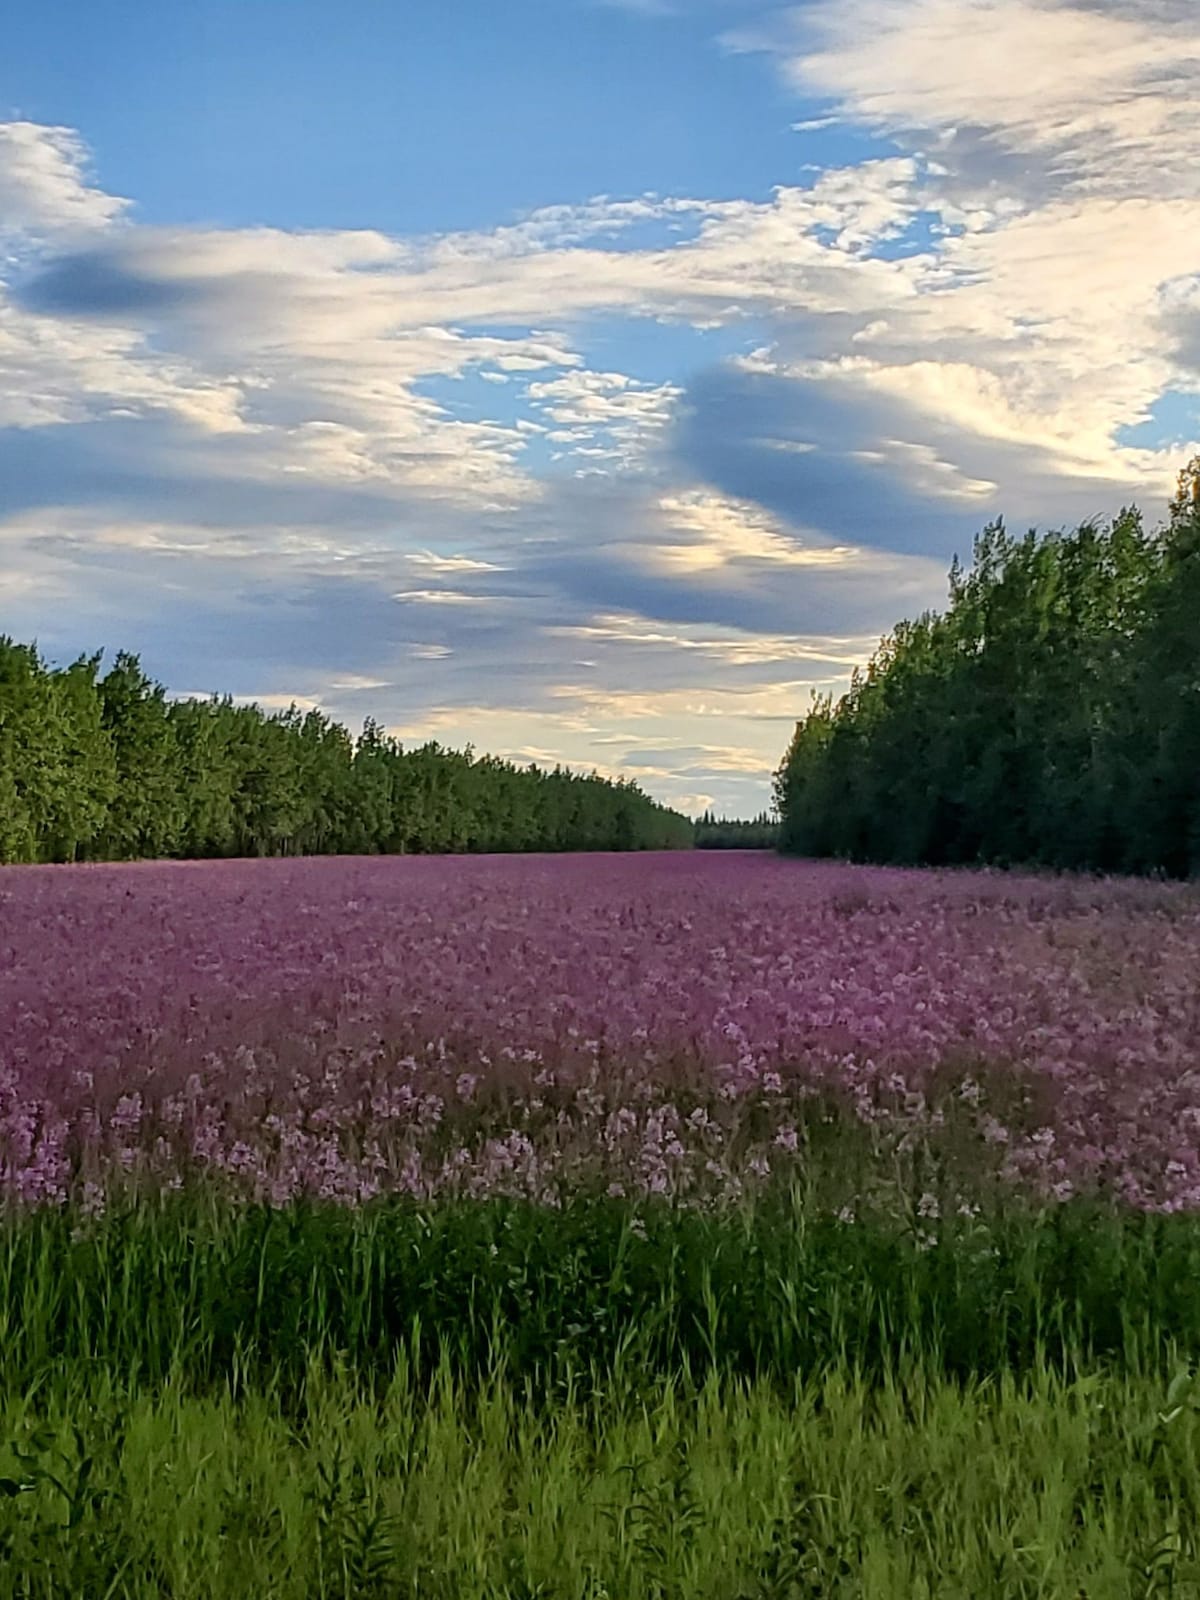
2,0 -> 1198,820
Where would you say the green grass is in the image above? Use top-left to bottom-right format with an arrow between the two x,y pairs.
6,1189 -> 1200,1594
4,1188 -> 1200,1400
5,1356 -> 1200,1597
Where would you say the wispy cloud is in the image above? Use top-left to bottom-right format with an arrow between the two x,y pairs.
782,0 -> 1200,198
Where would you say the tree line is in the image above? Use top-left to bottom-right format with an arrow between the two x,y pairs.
774,458 -> 1200,878
694,810 -> 780,849
0,641 -> 694,863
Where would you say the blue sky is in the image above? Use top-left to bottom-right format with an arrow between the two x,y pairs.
2,0 -> 1198,817
5,1 -> 820,233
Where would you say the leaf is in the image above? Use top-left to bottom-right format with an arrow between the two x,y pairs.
1166,1369 -> 1193,1409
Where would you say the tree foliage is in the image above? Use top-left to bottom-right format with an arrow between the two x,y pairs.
0,646 -> 694,863
774,459 -> 1200,877
693,810 -> 780,849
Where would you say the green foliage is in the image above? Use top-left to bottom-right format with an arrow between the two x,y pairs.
775,458 -> 1200,877
4,1189 -> 1200,1406
0,643 -> 694,862
0,640 -> 117,863
693,811 -> 780,849
94,652 -> 184,860
5,1194 -> 1200,1593
3,1358 -> 1200,1598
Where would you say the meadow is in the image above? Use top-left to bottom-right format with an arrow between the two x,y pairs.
4,850 -> 1200,1596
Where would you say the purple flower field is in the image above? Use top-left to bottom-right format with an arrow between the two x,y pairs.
3,852 -> 1200,1213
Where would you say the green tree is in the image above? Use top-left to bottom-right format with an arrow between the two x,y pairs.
96,652 -> 183,859
775,467 -> 1196,878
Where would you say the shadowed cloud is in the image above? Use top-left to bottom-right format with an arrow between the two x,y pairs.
670,362 -> 1163,558
16,251 -> 198,319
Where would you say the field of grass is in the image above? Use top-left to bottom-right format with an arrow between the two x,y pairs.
5,1335 -> 1200,1597
4,852 -> 1200,1594
2,1189 -> 1200,1597
3,1187 -> 1200,1595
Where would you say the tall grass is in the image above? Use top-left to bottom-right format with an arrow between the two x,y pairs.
5,1187 -> 1200,1592
5,1352 -> 1200,1596
4,1188 -> 1200,1402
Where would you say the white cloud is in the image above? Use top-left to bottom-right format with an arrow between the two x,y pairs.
548,613 -> 879,667
407,551 -> 507,575
0,122 -> 127,240
783,0 -> 1200,198
718,0 -> 1200,496
529,369 -> 682,465
620,488 -> 951,577
390,589 -> 491,605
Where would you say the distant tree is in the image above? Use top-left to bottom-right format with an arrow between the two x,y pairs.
0,636 -> 695,863
694,810 -> 780,849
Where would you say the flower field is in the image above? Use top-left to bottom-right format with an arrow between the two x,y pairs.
3,851 -> 1200,1213
7,852 -> 1200,1597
